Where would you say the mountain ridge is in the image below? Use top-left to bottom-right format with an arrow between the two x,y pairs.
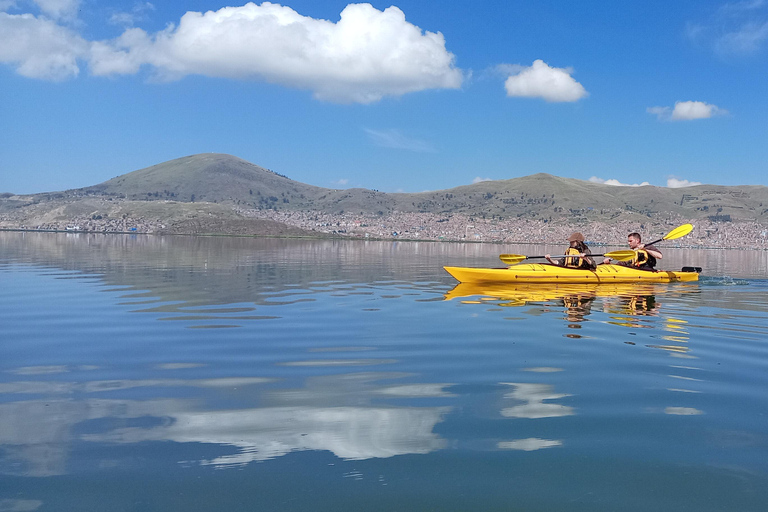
2,153 -> 767,241
64,153 -> 768,225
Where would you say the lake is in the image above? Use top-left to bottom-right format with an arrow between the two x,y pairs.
1,231 -> 768,512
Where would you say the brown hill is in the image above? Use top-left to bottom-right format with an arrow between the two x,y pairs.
6,153 -> 768,228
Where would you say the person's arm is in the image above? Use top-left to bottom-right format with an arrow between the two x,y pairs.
545,254 -> 558,265
582,248 -> 597,269
640,244 -> 662,260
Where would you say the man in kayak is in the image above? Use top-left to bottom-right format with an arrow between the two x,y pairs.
603,232 -> 662,270
545,232 -> 597,270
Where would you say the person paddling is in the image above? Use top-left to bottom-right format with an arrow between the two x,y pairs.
603,232 -> 662,270
545,232 -> 596,270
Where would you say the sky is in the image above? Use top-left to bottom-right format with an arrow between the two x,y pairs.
1,0 -> 767,194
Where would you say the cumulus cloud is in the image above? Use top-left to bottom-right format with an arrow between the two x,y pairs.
667,177 -> 702,188
472,176 -> 492,184
0,12 -> 89,80
365,128 -> 436,152
647,101 -> 728,121
503,59 -> 588,102
333,179 -> 349,186
93,2 -> 464,103
1,2 -> 464,104
686,0 -> 768,55
590,176 -> 705,188
589,177 -> 651,187
32,0 -> 80,20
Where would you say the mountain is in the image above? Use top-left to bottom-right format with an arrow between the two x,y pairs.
82,153 -> 324,204
67,153 -> 768,224
3,153 -> 768,238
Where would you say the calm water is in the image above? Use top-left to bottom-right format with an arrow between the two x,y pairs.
2,231 -> 768,512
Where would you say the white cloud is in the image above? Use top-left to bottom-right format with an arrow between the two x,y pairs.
109,2 -> 156,27
1,3 -> 464,103
365,128 -> 436,152
687,1 -> 768,55
334,179 -> 349,186
647,101 -> 728,121
719,0 -> 765,14
472,176 -> 492,184
503,59 -> 588,102
0,12 -> 88,80
32,0 -> 80,20
667,177 -> 702,188
493,63 -> 525,77
672,100 -> 728,120
646,106 -> 670,118
590,176 -> 705,188
589,177 -> 651,187
89,2 -> 464,103
715,20 -> 768,54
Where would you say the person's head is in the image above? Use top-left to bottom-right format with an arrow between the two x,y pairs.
628,232 -> 641,249
567,232 -> 585,247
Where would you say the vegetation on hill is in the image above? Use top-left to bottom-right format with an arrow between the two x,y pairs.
65,153 -> 768,225
2,153 -> 767,239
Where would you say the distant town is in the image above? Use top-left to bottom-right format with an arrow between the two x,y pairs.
3,205 -> 767,250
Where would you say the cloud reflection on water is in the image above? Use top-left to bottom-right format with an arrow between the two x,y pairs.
500,382 -> 575,419
0,372 -> 453,475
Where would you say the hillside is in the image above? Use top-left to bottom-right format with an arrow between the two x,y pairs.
2,153 -> 767,242
81,154 -> 326,205
48,153 -> 768,224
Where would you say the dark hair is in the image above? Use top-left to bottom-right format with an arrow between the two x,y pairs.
628,232 -> 641,241
573,240 -> 589,252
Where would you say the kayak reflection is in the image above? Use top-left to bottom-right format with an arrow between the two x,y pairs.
445,282 -> 675,307
445,282 -> 699,351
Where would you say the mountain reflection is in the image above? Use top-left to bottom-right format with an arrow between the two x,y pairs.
0,231 -> 499,309
0,372 -> 451,476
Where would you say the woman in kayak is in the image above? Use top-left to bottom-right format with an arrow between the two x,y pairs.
603,232 -> 662,270
545,232 -> 597,270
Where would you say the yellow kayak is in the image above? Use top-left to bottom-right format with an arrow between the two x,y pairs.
443,263 -> 700,284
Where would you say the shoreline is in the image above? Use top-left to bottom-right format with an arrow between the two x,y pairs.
2,226 -> 765,252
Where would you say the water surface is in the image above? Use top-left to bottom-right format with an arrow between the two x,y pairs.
1,232 -> 768,511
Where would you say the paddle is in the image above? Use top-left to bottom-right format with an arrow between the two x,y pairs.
499,224 -> 694,266
499,250 -> 636,266
643,223 -> 693,247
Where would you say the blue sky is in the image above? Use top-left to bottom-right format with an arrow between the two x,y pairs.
1,0 -> 767,194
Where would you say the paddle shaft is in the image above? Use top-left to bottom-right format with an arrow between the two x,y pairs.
643,224 -> 694,247
528,252 -> 620,259
499,225 -> 692,266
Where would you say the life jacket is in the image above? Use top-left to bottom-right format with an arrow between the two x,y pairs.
564,247 -> 584,269
632,249 -> 657,269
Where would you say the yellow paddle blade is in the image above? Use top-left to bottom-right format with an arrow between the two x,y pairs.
664,223 -> 693,241
499,253 -> 527,265
603,250 -> 636,261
